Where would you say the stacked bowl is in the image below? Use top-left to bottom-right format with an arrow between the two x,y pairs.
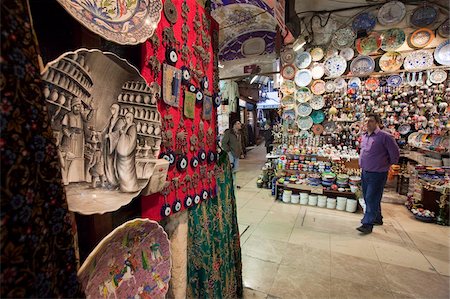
349,176 -> 361,193
322,172 -> 336,187
336,174 -> 349,188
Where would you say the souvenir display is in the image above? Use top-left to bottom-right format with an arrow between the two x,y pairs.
311,124 -> 324,136
311,63 -> 325,79
324,55 -> 347,78
280,80 -> 296,94
355,32 -> 382,55
340,48 -> 354,61
350,55 -> 375,76
434,40 -> 450,66
377,1 -> 406,26
184,91 -> 196,119
78,219 -> 171,298
381,28 -> 406,51
162,64 -> 182,107
410,5 -> 438,27
379,51 -> 404,72
332,28 -> 356,49
295,87 -> 312,103
281,64 -> 296,80
403,50 -> 433,70
295,51 -> 312,69
56,0 -> 162,45
437,19 -> 450,38
281,48 -> 296,64
352,12 -> 377,33
281,95 -> 296,109
310,95 -> 325,110
294,69 -> 313,87
311,80 -> 326,95
310,47 -> 324,61
296,102 -> 313,117
410,28 -> 435,48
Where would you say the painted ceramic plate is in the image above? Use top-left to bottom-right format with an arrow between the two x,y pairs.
348,77 -> 361,88
326,46 -> 339,58
312,124 -> 324,135
377,1 -> 406,26
381,28 -> 405,51
311,63 -> 325,79
281,48 -> 296,64
311,47 -> 324,61
379,52 -> 404,72
310,110 -> 326,124
387,74 -> 403,87
350,55 -> 375,76
324,55 -> 347,78
78,219 -> 171,298
280,80 -> 296,94
340,48 -> 354,61
352,12 -> 377,33
57,0 -> 162,45
325,81 -> 336,93
429,69 -> 448,84
281,95 -> 296,109
295,51 -> 312,69
297,116 -> 314,130
334,78 -> 347,90
398,124 -> 411,135
434,40 -> 450,66
438,19 -> 450,38
282,109 -> 296,122
281,64 -> 296,80
297,102 -> 313,116
410,28 -> 435,48
323,121 -> 336,133
356,32 -> 382,55
294,69 -> 313,87
404,50 -> 434,70
311,80 -> 326,95
365,77 -> 379,91
310,95 -> 325,110
410,6 -> 438,27
295,87 -> 312,103
332,28 -> 356,49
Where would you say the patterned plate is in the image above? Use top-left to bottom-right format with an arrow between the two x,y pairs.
404,50 -> 434,70
352,12 -> 377,33
324,55 -> 347,78
295,87 -> 312,103
334,78 -> 347,90
310,110 -> 326,124
348,77 -> 361,88
280,80 -> 296,95
410,28 -> 435,48
310,95 -> 325,110
429,69 -> 448,84
379,52 -> 404,72
387,74 -> 403,87
56,0 -> 162,45
326,46 -> 339,58
325,81 -> 336,93
340,48 -> 354,61
323,121 -> 336,133
410,5 -> 438,27
295,51 -> 312,69
282,109 -> 296,122
350,55 -> 375,76
356,32 -> 382,55
281,48 -> 296,64
311,63 -> 325,79
377,1 -> 406,26
312,124 -> 324,135
398,124 -> 411,135
332,28 -> 356,49
381,28 -> 406,51
311,80 -> 326,95
310,47 -> 324,61
365,77 -> 379,91
438,19 -> 450,38
281,95 -> 296,109
281,64 -> 296,80
434,40 -> 450,66
294,69 -> 313,87
297,102 -> 313,117
297,116 -> 314,130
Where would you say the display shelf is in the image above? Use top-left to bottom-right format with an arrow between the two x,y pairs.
137,132 -> 162,139
122,87 -> 153,95
43,79 -> 78,98
62,57 -> 93,83
134,116 -> 161,123
324,66 -> 450,80
45,99 -> 71,111
276,182 -> 357,199
49,65 -> 92,95
118,100 -> 157,108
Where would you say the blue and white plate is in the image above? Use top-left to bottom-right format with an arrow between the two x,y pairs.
387,75 -> 403,87
350,55 -> 375,76
352,12 -> 377,33
434,40 -> 450,66
377,1 -> 406,26
297,116 -> 314,130
297,102 -> 313,117
324,55 -> 347,78
348,77 -> 361,88
404,50 -> 434,70
410,5 -> 438,27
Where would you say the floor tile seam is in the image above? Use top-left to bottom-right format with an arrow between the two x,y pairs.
371,237 -> 395,295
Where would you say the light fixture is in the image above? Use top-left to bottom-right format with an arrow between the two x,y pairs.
293,36 -> 307,52
250,75 -> 258,84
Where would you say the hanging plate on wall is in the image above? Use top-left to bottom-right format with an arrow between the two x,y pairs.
429,69 -> 448,83
280,80 -> 296,95
311,63 -> 325,79
348,77 -> 361,88
331,28 -> 356,50
56,0 -> 162,45
310,95 -> 325,110
410,28 -> 435,48
377,1 -> 406,26
387,74 -> 403,87
296,102 -> 313,117
352,12 -> 377,33
164,0 -> 178,24
365,77 -> 379,91
434,40 -> 450,66
295,87 -> 312,103
355,32 -> 382,55
294,69 -> 313,87
410,5 -> 438,27
310,47 -> 324,62
380,28 -> 406,51
281,64 -> 296,80
297,116 -> 314,130
404,50 -> 434,70
310,110 -> 326,124
438,19 -> 450,38
281,48 -> 296,64
295,51 -> 312,69
281,95 -> 296,109
379,52 -> 404,72
324,55 -> 347,78
325,81 -> 336,93
312,124 -> 324,135
350,55 -> 375,76
311,80 -> 326,95
340,48 -> 354,61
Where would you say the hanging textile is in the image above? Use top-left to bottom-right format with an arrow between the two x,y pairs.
0,0 -> 82,297
187,151 -> 243,298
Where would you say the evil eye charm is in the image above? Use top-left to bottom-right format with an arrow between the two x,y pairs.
196,90 -> 203,103
198,149 -> 207,162
213,93 -> 221,108
185,195 -> 193,208
201,190 -> 209,201
161,203 -> 171,217
191,156 -> 199,168
181,66 -> 191,85
200,76 -> 209,90
177,155 -> 188,172
208,151 -> 216,164
194,194 -> 201,204
166,48 -> 178,65
188,84 -> 197,93
160,152 -> 175,167
173,199 -> 182,213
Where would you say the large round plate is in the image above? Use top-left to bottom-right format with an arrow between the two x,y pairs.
350,55 -> 375,76
334,78 -> 347,90
311,63 -> 325,79
352,12 -> 377,33
296,102 -> 313,116
56,0 -> 162,45
281,64 -> 296,80
398,124 -> 411,135
324,55 -> 347,78
410,28 -> 435,48
282,109 -> 296,122
377,1 -> 406,26
294,69 -> 313,87
356,32 -> 382,55
365,77 -> 379,91
340,48 -> 354,61
332,28 -> 356,49
295,51 -> 312,69
311,47 -> 324,61
348,77 -> 361,88
381,28 -> 405,51
311,80 -> 326,95
323,121 -> 336,133
281,48 -> 296,64
310,95 -> 325,110
429,69 -> 448,84
310,110 -> 326,124
404,50 -> 434,70
379,52 -> 404,72
434,40 -> 450,66
325,81 -> 336,93
438,19 -> 450,38
387,74 -> 403,87
78,219 -> 171,298
312,124 -> 324,135
280,80 -> 296,94
297,116 -> 314,130
281,95 -> 296,109
410,6 -> 438,27
295,87 -> 312,103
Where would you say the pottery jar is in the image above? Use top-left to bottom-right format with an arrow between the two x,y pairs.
141,123 -> 148,134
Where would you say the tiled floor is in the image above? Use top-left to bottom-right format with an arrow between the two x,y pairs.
236,145 -> 450,299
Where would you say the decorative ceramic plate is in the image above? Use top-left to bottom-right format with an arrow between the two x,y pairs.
323,121 -> 336,133
280,80 -> 296,94
311,80 -> 326,95
387,74 -> 403,87
295,87 -> 312,103
404,50 -> 434,70
78,219 -> 171,299
348,77 -> 361,88
438,19 -> 450,38
281,95 -> 296,109
352,12 -> 377,33
340,48 -> 354,61
334,78 -> 347,90
324,55 -> 347,78
429,69 -> 448,84
281,48 -> 296,64
379,52 -> 404,72
311,63 -> 325,79
434,40 -> 450,66
310,95 -> 325,110
297,116 -> 314,130
312,124 -> 324,135
295,51 -> 312,69
350,55 -> 375,76
410,5 -> 438,27
326,46 -> 339,58
332,28 -> 356,49
365,77 -> 379,91
310,110 -> 326,124
381,28 -> 406,51
325,81 -> 336,93
296,102 -> 313,116
281,64 -> 296,80
310,47 -> 324,61
57,0 -> 162,45
294,69 -> 313,87
398,124 -> 411,135
282,109 -> 296,122
377,1 -> 406,26
356,32 -> 382,55
410,28 -> 435,48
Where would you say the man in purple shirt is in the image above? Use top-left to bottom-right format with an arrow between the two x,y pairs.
357,113 -> 400,234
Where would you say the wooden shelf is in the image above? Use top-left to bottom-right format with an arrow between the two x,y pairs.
137,132 -> 162,139
118,100 -> 157,108
43,79 -> 78,98
45,99 -> 70,111
62,57 -> 93,83
122,87 -> 153,95
133,116 -> 161,123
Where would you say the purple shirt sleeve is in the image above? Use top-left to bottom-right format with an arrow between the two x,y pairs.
384,132 -> 400,165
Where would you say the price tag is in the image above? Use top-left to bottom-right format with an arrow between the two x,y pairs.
310,186 -> 323,195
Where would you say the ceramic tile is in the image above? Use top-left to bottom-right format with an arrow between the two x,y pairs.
330,234 -> 378,260
281,243 -> 331,275
242,254 -> 279,294
238,208 -> 268,225
236,191 -> 256,208
331,277 -> 394,299
289,227 -> 331,250
252,222 -> 293,242
301,209 -> 361,234
421,249 -> 450,276
242,287 -> 268,299
270,201 -> 302,215
240,224 -> 257,246
242,236 -> 289,263
245,196 -> 275,211
262,210 -> 299,227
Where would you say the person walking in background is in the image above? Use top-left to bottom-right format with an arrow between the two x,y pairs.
357,113 -> 400,234
263,124 -> 274,154
222,120 -> 243,189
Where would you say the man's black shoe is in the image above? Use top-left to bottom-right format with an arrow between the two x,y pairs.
356,225 -> 373,234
